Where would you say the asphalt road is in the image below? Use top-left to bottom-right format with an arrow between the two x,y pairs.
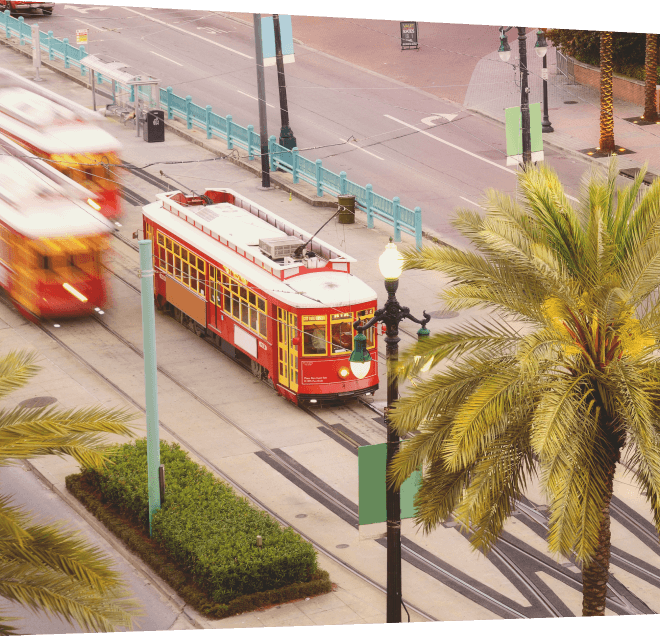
0,464 -> 184,634
13,6 -> 591,249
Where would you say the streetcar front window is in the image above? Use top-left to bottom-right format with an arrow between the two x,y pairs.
303,316 -> 327,356
330,313 -> 353,354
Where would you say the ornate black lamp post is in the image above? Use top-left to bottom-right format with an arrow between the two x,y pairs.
273,14 -> 297,150
534,29 -> 554,133
350,238 -> 430,623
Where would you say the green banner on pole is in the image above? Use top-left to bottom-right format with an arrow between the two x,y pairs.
505,103 -> 543,165
358,443 -> 421,525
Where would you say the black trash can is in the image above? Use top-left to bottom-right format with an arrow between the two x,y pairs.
338,194 -> 356,224
143,109 -> 165,143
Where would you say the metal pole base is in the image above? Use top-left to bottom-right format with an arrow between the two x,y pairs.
542,122 -> 554,133
279,125 -> 297,150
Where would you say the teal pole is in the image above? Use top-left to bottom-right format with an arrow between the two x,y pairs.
139,240 -> 161,536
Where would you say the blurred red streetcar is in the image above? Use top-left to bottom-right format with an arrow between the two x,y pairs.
0,68 -> 123,220
142,188 -> 380,404
0,134 -> 113,320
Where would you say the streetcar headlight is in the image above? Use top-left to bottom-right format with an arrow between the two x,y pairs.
62,283 -> 88,302
338,366 -> 350,379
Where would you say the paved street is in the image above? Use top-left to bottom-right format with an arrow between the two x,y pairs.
0,10 -> 659,635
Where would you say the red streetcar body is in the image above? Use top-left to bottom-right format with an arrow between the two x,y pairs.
143,188 -> 379,404
0,134 -> 113,320
0,71 -> 123,221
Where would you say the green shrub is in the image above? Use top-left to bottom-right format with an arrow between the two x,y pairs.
84,440 -> 319,604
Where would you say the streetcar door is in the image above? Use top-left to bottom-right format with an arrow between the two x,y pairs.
277,308 -> 299,392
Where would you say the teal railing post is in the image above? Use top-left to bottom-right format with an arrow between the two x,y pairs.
5,12 -> 11,40
340,171 -> 347,195
138,240 -> 161,537
185,95 -> 192,129
269,135 -> 277,172
47,29 -> 53,59
79,44 -> 86,75
130,85 -> 136,103
247,124 -> 254,160
366,184 -> 374,228
18,16 -> 23,45
315,159 -> 323,197
166,87 -> 173,119
205,105 -> 212,139
226,114 -> 233,149
292,147 -> 299,183
414,207 -> 422,249
63,37 -> 69,68
393,196 -> 401,242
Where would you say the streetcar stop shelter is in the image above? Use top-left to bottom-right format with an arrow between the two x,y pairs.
80,54 -> 159,129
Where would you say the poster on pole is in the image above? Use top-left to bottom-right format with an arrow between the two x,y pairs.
400,22 -> 419,50
76,29 -> 88,45
261,15 -> 295,67
505,102 -> 544,166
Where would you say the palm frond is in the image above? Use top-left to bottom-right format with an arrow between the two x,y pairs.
0,351 -> 40,401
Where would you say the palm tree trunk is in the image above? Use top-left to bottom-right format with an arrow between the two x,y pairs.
599,32 -> 615,152
581,435 -> 620,616
643,34 -> 658,121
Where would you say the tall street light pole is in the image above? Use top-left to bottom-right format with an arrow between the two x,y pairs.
273,14 -> 297,150
349,239 -> 430,624
534,29 -> 553,133
253,13 -> 270,188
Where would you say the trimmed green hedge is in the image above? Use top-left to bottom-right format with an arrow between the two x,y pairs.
80,440 -> 321,605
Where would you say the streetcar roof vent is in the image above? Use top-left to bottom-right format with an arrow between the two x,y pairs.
259,236 -> 305,261
193,207 -> 219,223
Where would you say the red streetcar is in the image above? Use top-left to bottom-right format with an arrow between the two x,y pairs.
0,134 -> 113,320
0,68 -> 123,220
142,188 -> 380,404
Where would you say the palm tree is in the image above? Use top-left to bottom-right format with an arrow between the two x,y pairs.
0,350 -> 141,634
388,160 -> 660,616
643,33 -> 659,122
599,32 -> 615,152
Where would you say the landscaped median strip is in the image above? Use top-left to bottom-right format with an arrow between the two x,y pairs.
65,439 -> 332,619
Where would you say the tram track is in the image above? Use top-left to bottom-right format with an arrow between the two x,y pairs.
103,232 -> 660,618
99,242 -> 660,618
1,234 -> 548,618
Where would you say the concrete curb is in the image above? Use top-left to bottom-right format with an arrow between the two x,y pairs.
22,459 -> 208,631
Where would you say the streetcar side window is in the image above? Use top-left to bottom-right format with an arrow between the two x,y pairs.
330,313 -> 353,354
219,271 -> 268,338
159,233 -> 207,297
356,309 -> 376,348
302,316 -> 327,356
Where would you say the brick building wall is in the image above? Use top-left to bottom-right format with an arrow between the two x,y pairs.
572,58 -> 651,108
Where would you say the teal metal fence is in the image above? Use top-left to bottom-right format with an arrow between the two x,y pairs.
0,10 -> 423,248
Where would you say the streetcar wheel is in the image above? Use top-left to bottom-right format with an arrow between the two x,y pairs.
250,359 -> 263,379
172,306 -> 183,323
192,321 -> 206,338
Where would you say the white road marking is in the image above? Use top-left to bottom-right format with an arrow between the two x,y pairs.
64,5 -> 109,12
385,115 -> 579,202
459,196 -> 483,208
75,19 -> 104,31
421,113 -> 457,126
122,7 -> 253,59
236,90 -> 275,108
151,51 -> 184,67
339,137 -> 384,160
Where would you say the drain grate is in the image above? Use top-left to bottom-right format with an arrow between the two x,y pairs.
18,396 -> 57,409
563,100 -> 578,104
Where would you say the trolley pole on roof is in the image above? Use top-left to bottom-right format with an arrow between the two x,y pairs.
139,240 -> 161,536
253,13 -> 271,188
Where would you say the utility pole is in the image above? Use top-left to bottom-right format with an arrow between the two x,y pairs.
273,14 -> 296,150
253,13 -> 270,187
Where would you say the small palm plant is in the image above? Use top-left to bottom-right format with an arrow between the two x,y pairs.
388,160 -> 660,616
0,350 -> 141,634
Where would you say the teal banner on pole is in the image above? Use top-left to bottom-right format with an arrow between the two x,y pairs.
358,443 -> 421,525
261,15 -> 295,66
505,103 -> 543,165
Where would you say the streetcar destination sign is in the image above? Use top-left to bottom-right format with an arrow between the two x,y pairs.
400,21 -> 419,50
